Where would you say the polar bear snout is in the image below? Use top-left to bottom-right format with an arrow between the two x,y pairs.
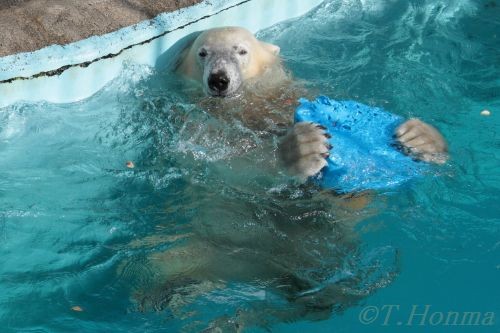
208,71 -> 230,95
203,56 -> 243,97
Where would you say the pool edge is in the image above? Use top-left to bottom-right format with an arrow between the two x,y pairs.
0,0 -> 323,108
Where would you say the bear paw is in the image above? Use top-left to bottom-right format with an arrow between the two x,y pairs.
395,118 -> 448,164
278,122 -> 331,179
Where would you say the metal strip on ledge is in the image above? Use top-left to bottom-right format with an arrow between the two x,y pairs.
0,0 -> 323,108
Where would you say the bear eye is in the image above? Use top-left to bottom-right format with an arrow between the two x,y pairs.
198,49 -> 208,58
238,49 -> 248,56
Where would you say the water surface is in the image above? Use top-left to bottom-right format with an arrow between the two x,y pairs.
1,0 -> 499,332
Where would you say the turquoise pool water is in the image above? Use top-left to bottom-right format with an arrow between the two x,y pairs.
1,0 -> 498,332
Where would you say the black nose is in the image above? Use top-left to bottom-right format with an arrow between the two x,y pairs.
208,72 -> 230,92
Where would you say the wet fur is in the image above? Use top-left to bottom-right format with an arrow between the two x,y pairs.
129,26 -> 448,331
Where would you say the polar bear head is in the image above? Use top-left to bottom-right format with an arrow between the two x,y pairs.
176,27 -> 281,97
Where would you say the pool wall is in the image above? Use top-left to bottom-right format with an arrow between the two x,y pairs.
0,0 -> 323,108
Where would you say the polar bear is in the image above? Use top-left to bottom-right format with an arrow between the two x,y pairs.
136,26 -> 448,330
176,26 -> 449,178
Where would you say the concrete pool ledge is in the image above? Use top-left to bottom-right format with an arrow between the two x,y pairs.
0,0 -> 323,108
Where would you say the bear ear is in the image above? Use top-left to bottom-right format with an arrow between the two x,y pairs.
261,41 -> 280,56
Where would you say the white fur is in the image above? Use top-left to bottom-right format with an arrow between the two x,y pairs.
176,26 -> 448,180
177,27 -> 281,96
